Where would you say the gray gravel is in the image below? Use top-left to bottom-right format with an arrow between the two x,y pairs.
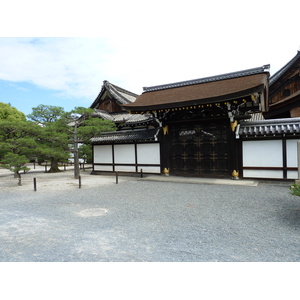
0,176 -> 299,262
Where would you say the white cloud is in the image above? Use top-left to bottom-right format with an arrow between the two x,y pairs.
0,0 -> 299,104
0,38 -> 113,100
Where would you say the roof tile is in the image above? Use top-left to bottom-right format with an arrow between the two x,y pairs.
91,128 -> 160,144
239,117 -> 300,137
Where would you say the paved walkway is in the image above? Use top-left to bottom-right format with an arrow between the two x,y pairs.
140,175 -> 259,186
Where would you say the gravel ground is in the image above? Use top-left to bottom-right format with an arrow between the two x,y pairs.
0,169 -> 299,262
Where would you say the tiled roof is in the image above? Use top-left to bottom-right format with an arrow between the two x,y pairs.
124,66 -> 269,111
143,65 -> 270,92
107,81 -> 138,104
92,110 -> 154,125
239,117 -> 300,137
91,128 -> 160,144
90,80 -> 138,108
243,113 -> 265,122
270,51 -> 300,85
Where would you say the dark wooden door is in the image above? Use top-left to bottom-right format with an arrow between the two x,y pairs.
170,121 -> 230,177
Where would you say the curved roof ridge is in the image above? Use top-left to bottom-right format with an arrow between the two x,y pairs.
90,80 -> 138,108
240,116 -> 300,126
270,51 -> 300,85
103,81 -> 136,105
105,81 -> 139,98
143,65 -> 270,93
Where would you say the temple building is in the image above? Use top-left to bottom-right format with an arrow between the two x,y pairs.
90,80 -> 160,173
264,51 -> 300,119
124,65 -> 269,178
90,52 -> 300,180
237,52 -> 300,179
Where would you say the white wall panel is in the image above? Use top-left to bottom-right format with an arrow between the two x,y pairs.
93,143 -> 161,174
137,143 -> 160,164
94,165 -> 113,171
243,140 -> 282,167
114,144 -> 135,164
243,169 -> 283,179
139,166 -> 161,173
115,165 -> 136,172
94,145 -> 112,163
286,139 -> 299,167
287,170 -> 298,179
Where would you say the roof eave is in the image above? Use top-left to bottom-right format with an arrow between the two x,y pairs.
90,81 -> 138,109
143,65 -> 270,93
124,84 -> 266,112
270,51 -> 300,86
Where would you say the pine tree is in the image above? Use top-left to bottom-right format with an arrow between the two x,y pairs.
28,105 -> 115,178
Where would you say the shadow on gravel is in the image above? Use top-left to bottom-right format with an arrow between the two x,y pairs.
278,204 -> 300,229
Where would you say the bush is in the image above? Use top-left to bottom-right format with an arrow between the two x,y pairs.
290,183 -> 300,196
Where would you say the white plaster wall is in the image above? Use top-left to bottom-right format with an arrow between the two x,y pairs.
114,144 -> 135,164
137,143 -> 160,164
286,139 -> 298,167
138,166 -> 161,173
94,165 -> 113,171
94,145 -> 113,163
287,170 -> 298,180
115,165 -> 136,172
243,140 -> 282,167
243,169 -> 283,179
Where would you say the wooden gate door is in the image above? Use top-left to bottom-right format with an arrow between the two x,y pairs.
170,121 -> 230,177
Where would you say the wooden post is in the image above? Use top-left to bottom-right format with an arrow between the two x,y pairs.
33,178 -> 37,191
140,169 -> 143,178
116,172 -> 118,184
79,176 -> 81,189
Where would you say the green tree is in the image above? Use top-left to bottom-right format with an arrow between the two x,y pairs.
0,103 -> 41,184
27,104 -> 71,172
0,153 -> 30,185
78,144 -> 92,163
28,105 -> 116,178
0,119 -> 41,159
0,102 -> 26,121
64,107 -> 116,179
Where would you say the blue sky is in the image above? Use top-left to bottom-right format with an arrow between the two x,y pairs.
0,80 -> 87,115
0,1 -> 299,117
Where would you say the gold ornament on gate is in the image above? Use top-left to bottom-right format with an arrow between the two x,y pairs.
231,170 -> 239,179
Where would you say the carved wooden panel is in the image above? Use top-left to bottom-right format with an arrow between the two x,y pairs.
170,122 -> 229,177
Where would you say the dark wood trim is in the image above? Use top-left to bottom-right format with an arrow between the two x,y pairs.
240,136 -> 300,141
94,163 -> 160,167
282,138 -> 287,179
228,124 -> 237,176
241,137 -> 299,179
243,166 -> 297,171
243,167 -> 282,170
165,116 -> 228,125
93,141 -> 161,174
134,143 -> 138,172
92,144 -> 95,172
93,141 -> 160,146
237,138 -> 243,178
112,144 -> 115,172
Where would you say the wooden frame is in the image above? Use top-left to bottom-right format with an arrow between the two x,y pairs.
240,136 -> 299,179
92,142 -> 161,174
